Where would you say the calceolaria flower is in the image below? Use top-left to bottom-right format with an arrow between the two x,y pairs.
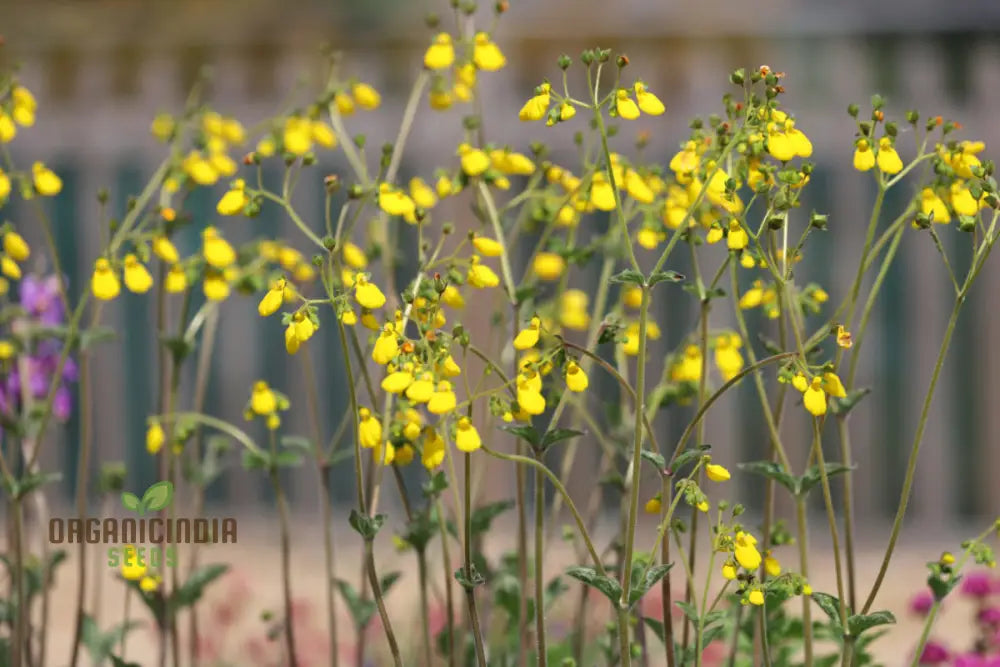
91,258 -> 121,301
472,32 -> 505,71
705,462 -> 731,482
454,417 -> 482,453
564,361 -> 588,392
876,137 -> 903,174
519,83 -> 551,122
424,33 -> 455,71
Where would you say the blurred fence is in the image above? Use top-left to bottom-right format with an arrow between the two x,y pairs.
4,2 -> 1000,527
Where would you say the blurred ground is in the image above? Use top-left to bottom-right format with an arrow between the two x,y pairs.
15,514 -> 995,666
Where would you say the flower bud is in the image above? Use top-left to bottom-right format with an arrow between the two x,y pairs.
730,68 -> 745,85
354,134 -> 366,149
425,12 -> 439,28
958,215 -> 976,233
885,121 -> 898,137
906,110 -> 919,125
557,54 -> 572,70
870,94 -> 884,110
616,54 -> 629,68
913,212 -> 932,229
348,184 -> 364,199
323,236 -> 336,251
324,174 -> 341,193
580,50 -> 595,66
597,48 -> 612,63
810,212 -> 828,230
767,214 -> 785,229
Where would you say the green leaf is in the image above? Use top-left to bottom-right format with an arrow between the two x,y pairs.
540,428 -> 583,451
380,571 -> 402,595
470,501 -> 515,536
9,471 -> 62,499
830,387 -> 871,416
120,492 -> 140,513
799,463 -> 855,496
810,592 -> 844,629
628,563 -> 673,607
241,449 -> 271,470
610,269 -> 646,286
737,461 -> 798,495
168,564 -> 229,613
643,616 -> 665,643
565,566 -> 622,607
500,424 -> 541,448
274,451 -> 303,468
280,436 -> 316,454
81,326 -> 118,350
422,471 -> 448,498
928,573 -> 961,601
335,579 -> 377,629
640,449 -> 666,471
847,610 -> 895,637
110,656 -> 142,667
648,270 -> 685,286
454,564 -> 486,590
141,481 -> 174,513
348,510 -> 386,541
674,600 -> 699,624
668,445 -> 710,473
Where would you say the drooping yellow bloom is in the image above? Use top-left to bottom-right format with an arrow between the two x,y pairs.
120,546 -> 147,581
734,531 -> 762,570
32,162 -> 62,196
217,179 -> 249,216
409,177 -> 437,210
3,232 -> 30,262
455,417 -> 482,453
311,121 -> 337,149
514,317 -> 541,350
202,227 -> 236,268
802,376 -> 827,416
945,140 -> 986,179
564,361 -> 588,392
472,32 -> 506,71
852,138 -> 875,171
714,334 -> 744,381
491,149 -> 536,176
152,236 -> 179,264
358,407 -> 382,449
950,182 -> 980,217
625,169 -> 655,204
372,325 -> 399,365
671,345 -> 702,383
589,173 -> 616,211
876,137 -> 903,174
764,551 -> 781,577
532,252 -> 565,281
123,254 -> 153,293
836,325 -> 853,349
334,92 -> 355,116
91,258 -> 121,301
748,590 -> 765,606
622,321 -> 662,356
726,219 -> 749,251
467,255 -> 500,288
381,367 -> 415,394
258,278 -> 286,317
518,83 -> 551,122
352,82 -> 382,110
427,381 -> 457,415
0,112 -> 15,143
919,188 -> 951,224
559,289 -> 590,331
378,183 -> 417,219
458,143 -> 490,176
283,116 -> 313,156
424,33 -> 455,70
0,169 -> 10,202
250,380 -> 278,416
822,372 -> 847,398
0,257 -> 20,280
472,236 -> 504,258
633,82 -> 665,115
644,495 -> 662,514
422,427 -> 446,469
165,265 -> 187,293
637,228 -> 664,249
354,273 -> 386,310
11,86 -> 37,126
615,89 -> 640,120
342,242 -> 368,270
721,562 -> 737,580
705,463 -> 731,482
146,420 -> 165,455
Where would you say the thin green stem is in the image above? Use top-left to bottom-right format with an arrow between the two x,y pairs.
795,496 -> 813,665
534,451 -> 547,667
464,453 -> 488,667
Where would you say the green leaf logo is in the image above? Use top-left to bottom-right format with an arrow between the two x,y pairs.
120,481 -> 174,516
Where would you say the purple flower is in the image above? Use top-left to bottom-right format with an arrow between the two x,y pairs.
53,386 -> 71,421
18,275 -> 64,326
962,572 -> 994,598
954,655 -> 1000,667
910,589 -> 936,616
979,607 -> 1000,626
918,641 -> 949,664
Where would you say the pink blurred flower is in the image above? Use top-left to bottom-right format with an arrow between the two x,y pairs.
962,572 -> 994,598
917,640 -> 950,664
978,606 -> 1000,626
910,589 -> 936,616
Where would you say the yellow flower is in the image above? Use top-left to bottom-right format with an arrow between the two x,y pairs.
467,256 -> 500,288
139,575 -> 161,593
734,531 -> 762,570
644,495 -> 662,514
258,278 -> 286,317
378,183 -> 417,219
374,440 -> 395,465
625,169 -> 655,204
458,143 -> 490,176
615,89 -> 640,120
203,269 -> 231,302
405,373 -> 435,404
514,317 -> 541,351
123,254 -> 153,293
519,84 -> 551,122
565,361 -> 588,392
0,111 -> 15,143
0,256 -> 20,280
120,546 -> 147,581
920,188 -> 951,224
216,179 -> 249,216
472,236 -> 504,257
311,121 -> 337,149
637,228 -> 664,249
424,33 -> 455,70
146,420 -> 165,455
455,417 -> 482,453
381,368 -> 415,395
623,321 -> 662,356
372,325 -> 399,365
852,138 -> 876,171
342,242 -> 368,269
705,463 -> 730,482
250,380 -> 278,416
532,252 -> 565,281
152,236 -> 179,264
352,82 -> 381,110
714,334 -> 744,382
721,562 -> 737,580
202,227 -> 236,268
3,232 -> 30,262
559,289 -> 590,331
427,381 -> 457,415
764,552 -> 781,577
91,258 -> 121,301
633,82 -> 665,115
32,162 -> 62,196
0,340 -> 14,360
950,182 -> 979,217
491,149 -> 536,176
516,374 -> 546,415
394,444 -> 415,466
739,280 -> 765,309
822,372 -> 847,398
256,136 -> 277,157
802,376 -> 827,417
441,285 -> 465,309
429,88 -> 453,111
697,500 -> 709,512
422,427 -> 446,469
354,273 -> 387,310
283,116 -> 313,156
748,590 -> 765,606
153,114 -> 176,141
671,345 -> 702,383
836,325 -> 853,349
0,169 -> 10,202
473,32 -> 506,71
726,219 -> 749,250
876,137 -> 903,175
334,92 -> 355,116
165,265 -> 187,293
409,177 -> 437,209
706,224 -> 724,244
358,407 -> 382,449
